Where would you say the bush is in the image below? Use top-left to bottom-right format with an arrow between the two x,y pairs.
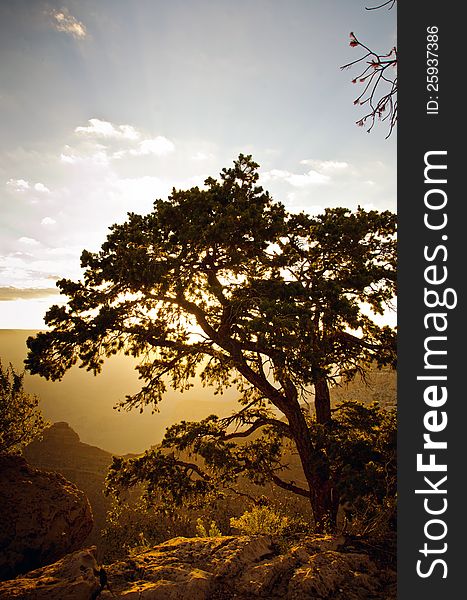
0,359 -> 46,454
195,518 -> 223,537
101,497 -> 193,562
230,506 -> 308,537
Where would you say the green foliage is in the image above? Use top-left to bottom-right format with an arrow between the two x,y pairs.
105,401 -> 396,533
26,155 -> 397,529
195,518 -> 222,537
101,496 -> 193,562
230,506 -> 308,537
26,155 -> 396,401
312,401 -> 397,533
0,359 -> 47,454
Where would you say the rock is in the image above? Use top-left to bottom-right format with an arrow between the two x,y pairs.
100,535 -> 273,600
0,454 -> 93,580
0,547 -> 101,600
101,535 -> 395,600
0,534 -> 396,599
288,551 -> 381,600
23,422 -> 114,548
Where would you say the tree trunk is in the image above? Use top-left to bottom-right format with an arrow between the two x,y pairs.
284,401 -> 334,533
314,377 -> 332,424
309,376 -> 335,531
223,341 -> 337,531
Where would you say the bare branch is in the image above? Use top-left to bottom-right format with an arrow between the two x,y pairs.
342,1 -> 397,137
366,0 -> 396,10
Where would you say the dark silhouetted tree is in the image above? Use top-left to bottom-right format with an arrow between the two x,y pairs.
26,155 -> 396,531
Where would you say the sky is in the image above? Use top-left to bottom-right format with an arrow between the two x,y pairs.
0,0 -> 397,329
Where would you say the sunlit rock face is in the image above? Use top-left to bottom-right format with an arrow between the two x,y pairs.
0,535 -> 396,599
0,454 -> 93,580
100,535 -> 395,600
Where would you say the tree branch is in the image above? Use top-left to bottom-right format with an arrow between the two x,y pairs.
270,474 -> 310,498
222,417 -> 291,440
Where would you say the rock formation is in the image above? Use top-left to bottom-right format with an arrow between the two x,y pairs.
23,422 -> 114,546
0,535 -> 396,599
0,454 -> 93,580
101,535 -> 395,599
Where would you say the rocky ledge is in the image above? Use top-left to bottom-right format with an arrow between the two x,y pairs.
0,535 -> 396,600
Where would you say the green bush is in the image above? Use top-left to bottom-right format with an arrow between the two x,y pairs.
0,359 -> 46,454
195,518 -> 223,537
230,506 -> 308,537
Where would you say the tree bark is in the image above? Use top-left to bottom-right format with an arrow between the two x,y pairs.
309,376 -> 335,531
315,377 -> 332,424
283,401 -> 333,533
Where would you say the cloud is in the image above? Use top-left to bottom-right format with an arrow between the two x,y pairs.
18,237 -> 40,246
6,179 -> 50,193
41,217 -> 57,226
75,119 -> 140,140
60,144 -> 110,166
261,168 -> 330,187
0,287 -> 59,301
69,120 -> 175,161
50,8 -> 87,39
0,246 -> 83,291
129,136 -> 175,157
300,159 -> 349,172
7,178 -> 29,191
34,183 -> 50,193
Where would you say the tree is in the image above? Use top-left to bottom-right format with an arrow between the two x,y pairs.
341,0 -> 397,137
26,155 -> 396,531
0,359 -> 46,454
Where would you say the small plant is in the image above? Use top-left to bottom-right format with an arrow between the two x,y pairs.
195,517 -> 222,537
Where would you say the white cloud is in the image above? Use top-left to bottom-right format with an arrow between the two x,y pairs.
60,153 -> 77,164
129,136 -> 175,157
41,217 -> 57,226
261,168 -> 330,187
7,179 -> 50,193
7,178 -> 30,191
70,120 -> 175,161
300,159 -> 350,172
60,145 -> 110,166
75,119 -> 140,140
0,246 -> 83,290
50,8 -> 87,39
18,237 -> 40,246
34,182 -> 50,193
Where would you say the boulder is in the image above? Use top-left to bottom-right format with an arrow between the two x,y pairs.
0,454 -> 93,580
0,547 -> 101,600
